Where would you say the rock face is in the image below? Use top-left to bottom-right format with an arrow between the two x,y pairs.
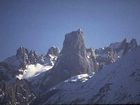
54,29 -> 92,74
0,79 -> 35,105
46,46 -> 60,56
41,29 -> 93,90
0,28 -> 139,105
28,50 -> 39,64
44,46 -> 60,66
129,38 -> 138,50
16,47 -> 30,68
34,46 -> 140,105
95,38 -> 138,70
0,62 -> 17,81
0,62 -> 35,105
86,48 -> 99,72
16,47 -> 40,68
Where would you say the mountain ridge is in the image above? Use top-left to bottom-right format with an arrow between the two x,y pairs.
0,29 -> 139,104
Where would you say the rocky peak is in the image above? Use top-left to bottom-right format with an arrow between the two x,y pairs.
129,38 -> 138,49
28,50 -> 39,64
55,29 -> 92,74
120,38 -> 128,51
42,29 -> 94,90
120,38 -> 138,55
16,46 -> 29,58
16,47 -> 41,68
42,46 -> 60,66
16,46 -> 29,66
46,46 -> 60,56
62,29 -> 85,56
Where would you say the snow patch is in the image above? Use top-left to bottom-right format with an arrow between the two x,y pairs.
16,63 -> 52,80
65,72 -> 95,83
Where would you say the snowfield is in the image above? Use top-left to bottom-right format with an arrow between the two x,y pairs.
16,63 -> 53,80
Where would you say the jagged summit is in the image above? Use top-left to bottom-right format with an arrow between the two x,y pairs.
34,46 -> 140,104
56,29 -> 93,73
41,29 -> 94,90
0,29 -> 139,105
46,46 -> 60,56
16,46 -> 29,65
44,46 -> 60,66
62,29 -> 86,57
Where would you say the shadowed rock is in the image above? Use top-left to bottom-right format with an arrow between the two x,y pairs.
44,46 -> 60,66
46,46 -> 60,57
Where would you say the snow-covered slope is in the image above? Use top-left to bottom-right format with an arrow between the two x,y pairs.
16,63 -> 53,80
35,46 -> 140,104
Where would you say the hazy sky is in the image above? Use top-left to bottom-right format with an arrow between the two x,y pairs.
0,0 -> 140,61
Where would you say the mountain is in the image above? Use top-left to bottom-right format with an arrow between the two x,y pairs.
0,29 -> 139,104
94,38 -> 138,70
39,29 -> 95,91
0,46 -> 59,105
43,46 -> 60,66
33,46 -> 140,104
31,29 -> 139,104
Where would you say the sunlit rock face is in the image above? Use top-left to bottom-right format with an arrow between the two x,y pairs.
53,29 -> 92,75
41,29 -> 94,90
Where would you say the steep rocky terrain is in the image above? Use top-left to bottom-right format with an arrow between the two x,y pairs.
0,29 -> 139,104
33,46 -> 140,104
0,46 -> 59,104
39,29 -> 95,91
